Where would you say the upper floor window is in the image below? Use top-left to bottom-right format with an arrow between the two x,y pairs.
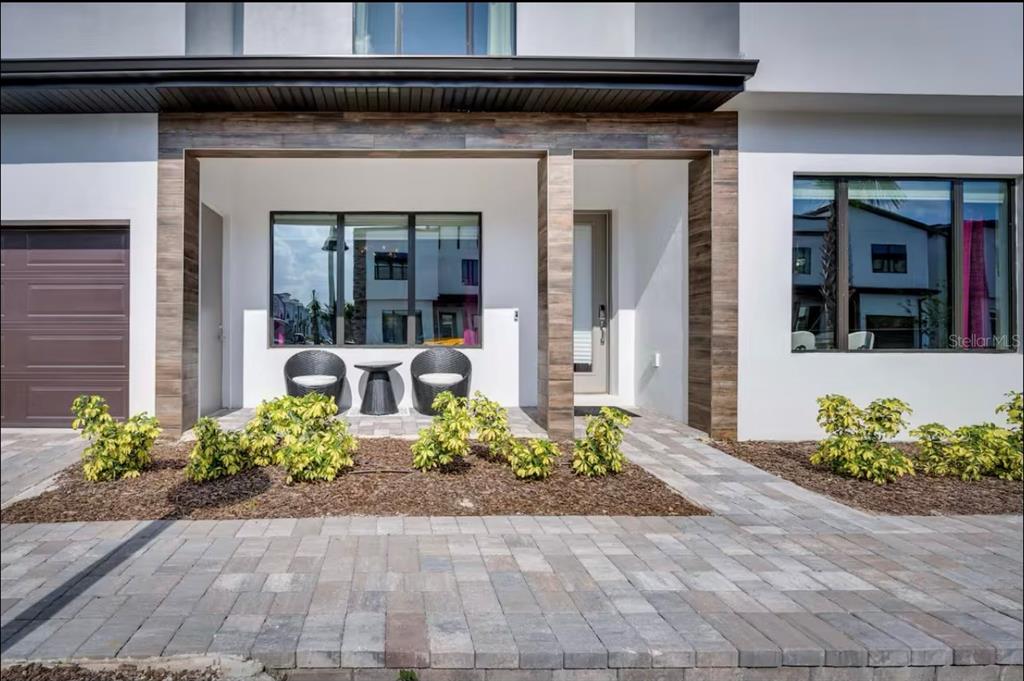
354,2 -> 515,55
792,177 -> 1017,352
870,244 -> 908,274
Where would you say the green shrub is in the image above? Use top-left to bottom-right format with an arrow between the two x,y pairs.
507,438 -> 559,480
242,393 -> 338,467
572,407 -> 631,477
411,392 -> 473,471
186,417 -> 248,482
912,392 -> 1022,482
470,391 -> 514,459
810,395 -> 914,484
280,418 -> 357,483
996,391 -> 1023,480
71,395 -> 161,482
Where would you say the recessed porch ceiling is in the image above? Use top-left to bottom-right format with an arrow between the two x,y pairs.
0,55 -> 758,115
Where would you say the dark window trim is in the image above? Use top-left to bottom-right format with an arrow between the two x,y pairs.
269,210 -> 483,349
353,2 -> 517,56
870,243 -> 908,274
792,175 -> 1019,354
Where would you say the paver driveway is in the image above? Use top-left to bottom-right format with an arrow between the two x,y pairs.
1,411 -> 1021,680
1,429 -> 83,508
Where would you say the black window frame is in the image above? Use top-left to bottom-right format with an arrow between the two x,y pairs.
352,2 -> 517,56
461,257 -> 480,286
373,251 -> 409,280
269,211 -> 483,349
792,175 -> 1018,354
792,246 -> 812,275
870,243 -> 908,274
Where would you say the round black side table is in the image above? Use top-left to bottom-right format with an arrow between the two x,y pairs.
354,361 -> 402,415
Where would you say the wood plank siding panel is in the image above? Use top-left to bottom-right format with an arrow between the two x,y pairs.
687,150 -> 739,438
537,151 -> 575,440
156,112 -> 738,439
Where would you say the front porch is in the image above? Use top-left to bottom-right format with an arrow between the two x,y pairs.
157,113 -> 739,442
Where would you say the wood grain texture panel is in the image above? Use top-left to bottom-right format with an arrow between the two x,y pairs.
538,151 -> 575,441
687,150 -> 738,438
155,112 -> 738,438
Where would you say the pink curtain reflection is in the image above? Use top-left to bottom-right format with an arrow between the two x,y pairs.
962,219 -> 990,347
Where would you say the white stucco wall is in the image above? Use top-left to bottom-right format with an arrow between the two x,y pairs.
242,2 -> 353,55
740,3 -> 1024,97
575,160 -> 689,421
200,158 -> 537,410
738,111 -> 1024,440
1,3 -> 186,58
0,114 -> 159,415
516,3 -> 635,57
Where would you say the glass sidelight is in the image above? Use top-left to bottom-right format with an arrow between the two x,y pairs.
573,212 -> 610,394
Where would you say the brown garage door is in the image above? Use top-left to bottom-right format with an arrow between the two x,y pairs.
1,226 -> 129,427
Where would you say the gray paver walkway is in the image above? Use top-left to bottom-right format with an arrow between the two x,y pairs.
1,429 -> 83,508
1,409 -> 1021,679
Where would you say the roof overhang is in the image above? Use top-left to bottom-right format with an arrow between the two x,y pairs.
1,55 -> 758,114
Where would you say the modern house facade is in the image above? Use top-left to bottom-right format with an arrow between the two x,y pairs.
1,2 -> 1021,441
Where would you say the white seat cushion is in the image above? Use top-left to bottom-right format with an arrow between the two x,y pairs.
418,372 -> 464,387
292,374 -> 338,388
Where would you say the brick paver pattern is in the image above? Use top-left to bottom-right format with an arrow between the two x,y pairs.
1,410 -> 1021,677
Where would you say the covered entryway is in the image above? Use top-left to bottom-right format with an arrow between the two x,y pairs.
0,225 -> 129,427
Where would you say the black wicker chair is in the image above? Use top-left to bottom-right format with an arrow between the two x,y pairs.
284,350 -> 346,405
410,348 -> 472,415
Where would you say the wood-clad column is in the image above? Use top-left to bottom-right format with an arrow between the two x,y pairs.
537,151 -> 574,440
688,149 -> 738,439
155,153 -> 200,436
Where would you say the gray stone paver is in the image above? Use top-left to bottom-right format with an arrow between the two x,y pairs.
1,429 -> 83,508
2,412 -> 1022,677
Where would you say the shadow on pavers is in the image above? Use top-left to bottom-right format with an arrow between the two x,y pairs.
1,470 -> 270,655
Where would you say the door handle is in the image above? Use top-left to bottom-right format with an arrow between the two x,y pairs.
598,305 -> 607,345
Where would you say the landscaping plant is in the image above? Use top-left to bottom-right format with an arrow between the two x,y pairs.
242,393 -> 339,467
280,418 -> 357,483
572,406 -> 631,477
507,438 -> 559,479
412,391 -> 473,471
912,391 -> 1023,482
811,394 -> 914,484
240,393 -> 356,483
186,416 -> 248,482
71,394 -> 161,482
470,391 -> 514,459
996,390 -> 1023,480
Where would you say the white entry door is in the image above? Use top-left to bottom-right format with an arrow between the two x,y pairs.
573,212 -> 610,394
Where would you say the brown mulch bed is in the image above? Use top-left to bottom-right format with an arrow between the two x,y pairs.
2,664 -> 221,681
713,439 -> 1023,516
0,439 -> 706,523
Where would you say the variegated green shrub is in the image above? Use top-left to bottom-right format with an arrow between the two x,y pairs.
995,391 -> 1023,480
279,418 -> 357,483
71,394 -> 161,482
572,407 -> 631,477
238,393 -> 355,483
241,393 -> 339,467
810,395 -> 914,484
412,392 -> 474,471
186,417 -> 248,482
507,438 -> 559,480
470,391 -> 514,459
912,391 -> 1023,482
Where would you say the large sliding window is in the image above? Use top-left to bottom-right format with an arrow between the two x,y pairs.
354,2 -> 514,55
271,212 -> 482,348
792,177 -> 1017,352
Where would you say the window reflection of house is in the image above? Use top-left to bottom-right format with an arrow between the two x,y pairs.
794,201 -> 952,349
343,214 -> 481,347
